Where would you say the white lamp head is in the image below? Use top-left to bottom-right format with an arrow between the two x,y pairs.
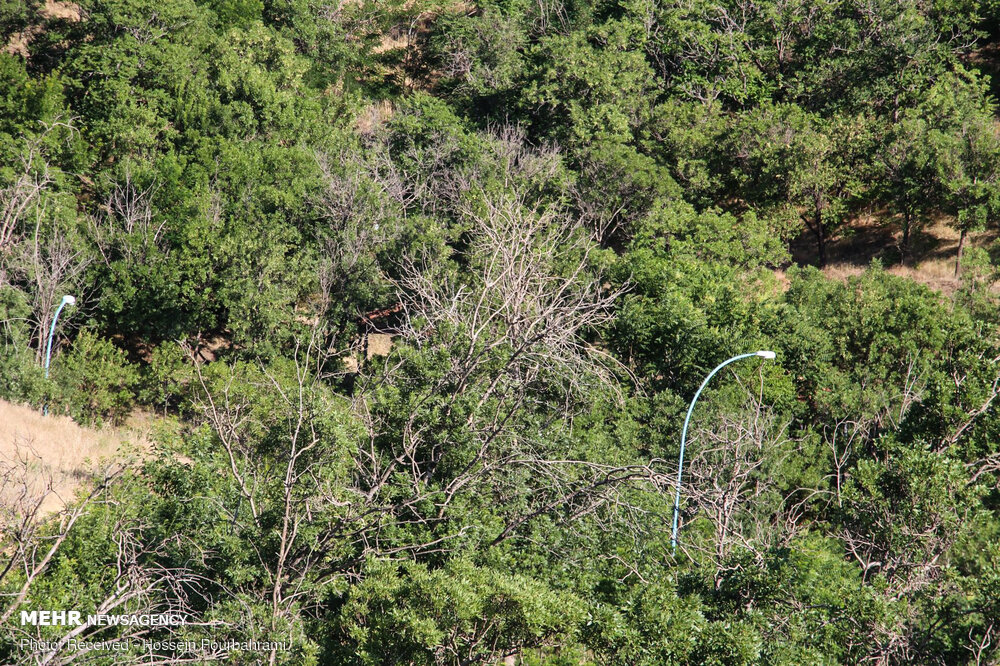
61,295 -> 76,306
756,350 -> 776,359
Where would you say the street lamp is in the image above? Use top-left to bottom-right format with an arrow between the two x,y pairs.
43,294 -> 75,415
670,350 -> 775,554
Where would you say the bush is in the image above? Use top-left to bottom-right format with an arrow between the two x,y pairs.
138,341 -> 192,416
51,329 -> 139,426
0,286 -> 47,404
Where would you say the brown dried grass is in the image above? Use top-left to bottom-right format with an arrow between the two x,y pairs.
0,399 -> 149,515
790,216 -> 997,296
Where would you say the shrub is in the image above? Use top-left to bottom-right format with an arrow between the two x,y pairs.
52,330 -> 139,426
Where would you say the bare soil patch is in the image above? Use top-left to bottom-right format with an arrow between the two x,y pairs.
41,0 -> 81,21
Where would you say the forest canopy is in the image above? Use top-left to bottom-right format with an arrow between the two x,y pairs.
4,0 -> 1000,664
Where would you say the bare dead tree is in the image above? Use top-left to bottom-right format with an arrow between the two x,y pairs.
0,143 -> 51,261
946,359 -> 1000,449
682,376 -> 798,576
0,453 -> 219,665
386,191 -> 622,458
337,179 -> 641,561
311,148 -> 410,369
528,0 -> 571,37
280,139 -> 644,580
826,417 -> 863,508
0,441 -> 66,599
89,168 -> 166,271
966,623 -> 995,666
0,477 -> 114,624
823,354 -> 925,457
23,523 -> 228,666
9,214 -> 91,362
0,117 -> 90,362
313,124 -> 564,368
810,358 -> 929,517
314,150 -> 399,291
0,121 -> 90,368
187,334 -> 372,665
395,189 -> 621,383
316,122 -> 561,236
0,118 -> 76,265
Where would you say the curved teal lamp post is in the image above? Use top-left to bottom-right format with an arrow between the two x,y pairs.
43,294 -> 76,415
670,350 -> 776,554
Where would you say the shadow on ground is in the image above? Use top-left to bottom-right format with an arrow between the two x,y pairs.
786,214 -> 999,295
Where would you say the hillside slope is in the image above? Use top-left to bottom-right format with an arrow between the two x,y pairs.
0,399 -> 146,515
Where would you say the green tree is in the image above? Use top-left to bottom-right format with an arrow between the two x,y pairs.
732,105 -> 872,266
51,329 -> 139,425
919,71 -> 1000,275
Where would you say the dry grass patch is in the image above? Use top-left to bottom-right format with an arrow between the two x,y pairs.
820,259 -> 964,294
356,99 -> 395,135
792,217 -> 998,296
887,258 -> 963,294
0,399 -> 149,515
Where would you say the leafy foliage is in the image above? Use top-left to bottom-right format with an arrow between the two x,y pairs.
4,0 -> 1000,664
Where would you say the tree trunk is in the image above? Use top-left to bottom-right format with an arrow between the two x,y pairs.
901,211 -> 911,260
815,215 -> 827,267
955,228 -> 967,277
36,311 -> 50,364
800,209 -> 827,266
